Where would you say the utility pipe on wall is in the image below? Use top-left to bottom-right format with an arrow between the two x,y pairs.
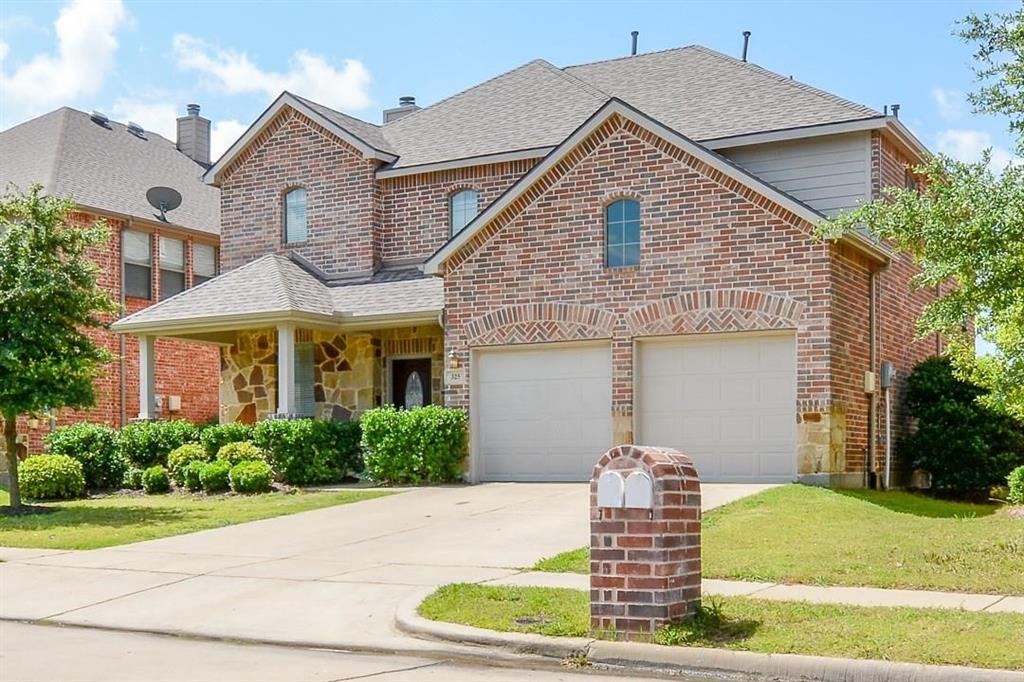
884,386 -> 892,490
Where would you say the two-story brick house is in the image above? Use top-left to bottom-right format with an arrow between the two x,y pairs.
112,46 -> 936,487
0,105 -> 222,454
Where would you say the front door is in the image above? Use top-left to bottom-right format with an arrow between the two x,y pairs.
391,358 -> 432,409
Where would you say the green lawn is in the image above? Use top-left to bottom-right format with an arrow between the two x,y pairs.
420,584 -> 1024,670
532,485 -> 1024,594
0,488 -> 395,550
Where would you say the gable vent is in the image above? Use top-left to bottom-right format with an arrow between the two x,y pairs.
89,110 -> 110,127
127,121 -> 146,138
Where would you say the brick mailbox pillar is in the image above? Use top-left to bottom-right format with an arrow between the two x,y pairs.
590,444 -> 701,640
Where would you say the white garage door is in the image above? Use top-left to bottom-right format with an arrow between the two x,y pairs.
475,343 -> 612,481
636,333 -> 797,483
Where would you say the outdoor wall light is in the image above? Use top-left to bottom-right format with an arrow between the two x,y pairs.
448,349 -> 460,370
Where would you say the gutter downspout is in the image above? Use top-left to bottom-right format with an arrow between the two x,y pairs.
867,270 -> 877,489
119,220 -> 129,427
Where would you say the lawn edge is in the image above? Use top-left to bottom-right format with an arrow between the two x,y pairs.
395,591 -> 1021,682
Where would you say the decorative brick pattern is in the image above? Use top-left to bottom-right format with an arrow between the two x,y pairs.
590,445 -> 701,639
465,303 -> 617,346
626,288 -> 805,335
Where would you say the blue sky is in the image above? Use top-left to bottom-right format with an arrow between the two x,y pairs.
0,0 -> 1019,168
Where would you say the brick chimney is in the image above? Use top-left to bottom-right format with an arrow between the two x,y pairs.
176,103 -> 211,166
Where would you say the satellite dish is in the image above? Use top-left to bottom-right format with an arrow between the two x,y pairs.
146,186 -> 182,222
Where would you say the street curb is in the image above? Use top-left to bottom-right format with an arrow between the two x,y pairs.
395,592 -> 1021,682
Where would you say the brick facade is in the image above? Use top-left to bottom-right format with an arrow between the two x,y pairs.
12,211 -> 220,454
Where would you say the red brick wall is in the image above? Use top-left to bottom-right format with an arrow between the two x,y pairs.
379,160 -> 535,264
442,116 -> 834,429
218,108 -> 379,275
17,211 -> 220,453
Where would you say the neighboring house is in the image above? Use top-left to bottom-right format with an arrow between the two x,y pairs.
0,105 -> 222,454
112,46 -> 938,487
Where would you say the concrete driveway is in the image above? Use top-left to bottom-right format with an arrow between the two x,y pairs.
0,482 -> 770,652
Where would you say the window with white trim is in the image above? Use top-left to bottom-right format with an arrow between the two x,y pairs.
192,243 -> 217,285
284,188 -> 308,243
605,199 -> 641,268
159,236 -> 186,300
449,189 -> 478,235
123,230 -> 152,299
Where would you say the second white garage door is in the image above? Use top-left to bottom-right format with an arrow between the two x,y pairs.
636,332 -> 797,482
474,343 -> 612,481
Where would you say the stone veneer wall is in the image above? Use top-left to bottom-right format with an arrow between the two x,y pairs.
220,325 -> 445,423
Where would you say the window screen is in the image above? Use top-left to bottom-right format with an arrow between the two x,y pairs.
159,236 -> 185,300
285,188 -> 308,243
123,230 -> 152,299
294,342 -> 315,417
193,243 -> 217,285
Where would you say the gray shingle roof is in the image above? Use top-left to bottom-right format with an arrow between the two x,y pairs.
111,254 -> 442,331
0,107 -> 219,235
302,45 -> 882,171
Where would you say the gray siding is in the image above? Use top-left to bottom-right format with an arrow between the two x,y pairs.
720,132 -> 871,216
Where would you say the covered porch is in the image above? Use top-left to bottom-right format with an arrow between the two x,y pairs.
111,254 -> 445,423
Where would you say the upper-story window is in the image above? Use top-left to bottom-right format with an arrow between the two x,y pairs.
605,199 -> 640,268
159,235 -> 186,300
449,189 -> 478,236
123,229 -> 152,299
284,188 -> 308,243
193,243 -> 217,285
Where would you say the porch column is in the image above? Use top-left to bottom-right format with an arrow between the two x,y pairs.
138,335 -> 156,420
276,323 -> 296,416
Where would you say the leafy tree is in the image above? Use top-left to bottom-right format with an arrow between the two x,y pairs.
0,186 -> 118,510
820,7 -> 1024,419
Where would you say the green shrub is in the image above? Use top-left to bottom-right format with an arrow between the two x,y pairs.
182,460 -> 205,492
44,423 -> 127,490
229,460 -> 273,494
167,443 -> 211,486
252,419 -> 362,485
901,357 -> 1024,493
199,459 -> 231,493
122,466 -> 144,490
118,420 -> 199,468
18,454 -> 86,500
360,405 -> 466,484
141,465 -> 170,494
1009,466 -> 1024,506
200,422 -> 253,457
216,441 -> 266,466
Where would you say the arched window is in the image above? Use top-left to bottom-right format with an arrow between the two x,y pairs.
284,188 -> 308,243
605,199 -> 640,267
449,189 -> 479,235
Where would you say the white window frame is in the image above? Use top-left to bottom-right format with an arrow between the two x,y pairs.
284,187 -> 308,244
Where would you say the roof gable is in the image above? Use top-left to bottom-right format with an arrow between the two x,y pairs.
425,99 -> 888,274
205,92 -> 397,185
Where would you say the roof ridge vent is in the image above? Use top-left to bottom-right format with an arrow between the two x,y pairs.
127,121 -> 146,138
89,110 -> 110,127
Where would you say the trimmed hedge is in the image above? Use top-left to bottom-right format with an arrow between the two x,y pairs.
182,460 -> 205,492
251,419 -> 361,485
901,357 -> 1024,493
19,454 -> 86,500
360,405 -> 466,484
216,441 -> 266,466
199,459 -> 231,493
44,423 -> 127,490
119,420 -> 199,468
1009,466 -> 1024,506
141,465 -> 171,494
168,443 -> 211,486
229,460 -> 273,494
200,422 -> 253,458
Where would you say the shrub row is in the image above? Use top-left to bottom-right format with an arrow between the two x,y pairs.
360,405 -> 467,484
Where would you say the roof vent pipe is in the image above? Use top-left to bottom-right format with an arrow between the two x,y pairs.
741,31 -> 751,62
631,31 -> 639,56
399,96 -> 416,107
890,103 -> 900,118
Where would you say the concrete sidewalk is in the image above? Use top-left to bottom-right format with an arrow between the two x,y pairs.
486,571 -> 1024,613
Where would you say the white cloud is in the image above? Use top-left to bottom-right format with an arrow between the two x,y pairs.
0,0 -> 127,115
210,119 -> 248,160
111,99 -> 177,140
931,88 -> 963,121
172,34 -> 372,112
936,129 -> 1017,171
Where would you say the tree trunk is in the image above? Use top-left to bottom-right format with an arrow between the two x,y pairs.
3,411 -> 21,510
